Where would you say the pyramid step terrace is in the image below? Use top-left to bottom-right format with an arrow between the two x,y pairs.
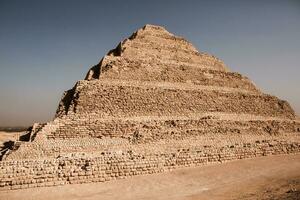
95,60 -> 258,92
55,80 -> 295,119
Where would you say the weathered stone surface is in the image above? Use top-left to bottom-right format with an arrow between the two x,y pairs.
0,24 -> 299,190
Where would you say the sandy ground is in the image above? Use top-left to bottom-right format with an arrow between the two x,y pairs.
0,131 -> 19,143
0,131 -> 20,153
0,154 -> 299,200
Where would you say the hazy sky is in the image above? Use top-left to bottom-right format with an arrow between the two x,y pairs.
0,0 -> 299,126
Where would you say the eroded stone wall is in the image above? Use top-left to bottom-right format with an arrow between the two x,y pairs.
61,80 -> 295,119
49,115 -> 300,139
1,140 -> 299,190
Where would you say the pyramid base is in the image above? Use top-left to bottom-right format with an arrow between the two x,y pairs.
1,137 -> 300,190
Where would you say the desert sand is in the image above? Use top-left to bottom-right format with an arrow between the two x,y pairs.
0,131 -> 19,142
0,131 -> 20,151
1,154 -> 299,200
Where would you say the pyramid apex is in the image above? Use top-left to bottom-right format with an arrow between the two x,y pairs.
85,24 -> 230,80
142,24 -> 167,30
132,24 -> 171,37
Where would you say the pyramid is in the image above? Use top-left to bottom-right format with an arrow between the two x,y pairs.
1,24 -> 299,190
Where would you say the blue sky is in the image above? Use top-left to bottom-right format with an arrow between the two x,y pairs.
0,0 -> 299,126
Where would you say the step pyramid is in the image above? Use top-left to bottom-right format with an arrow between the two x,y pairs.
1,24 -> 299,190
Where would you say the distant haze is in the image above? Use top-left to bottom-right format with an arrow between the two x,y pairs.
0,0 -> 299,126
